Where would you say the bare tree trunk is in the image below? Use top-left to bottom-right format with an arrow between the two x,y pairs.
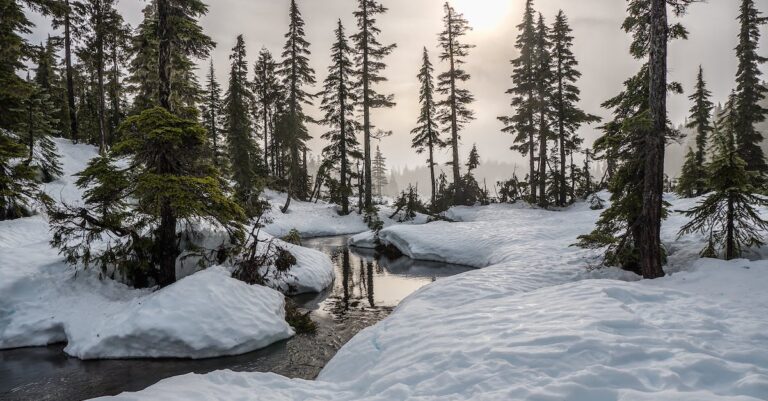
95,1 -> 107,155
529,114 -> 537,203
638,0 -> 667,279
726,194 -> 735,260
537,114 -> 547,208
362,1 -> 373,209
447,8 -> 462,205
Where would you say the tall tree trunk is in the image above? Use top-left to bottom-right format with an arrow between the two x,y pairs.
339,67 -> 349,215
528,113 -> 536,203
558,73 -> 567,206
109,46 -> 120,146
64,0 -> 78,143
95,2 -> 106,155
447,8 -> 461,205
362,1 -> 373,209
428,137 -> 436,206
537,112 -> 547,208
263,102 -> 269,172
726,193 -> 735,260
157,0 -> 172,111
639,0 -> 667,279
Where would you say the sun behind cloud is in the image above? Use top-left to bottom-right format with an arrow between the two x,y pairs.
450,0 -> 515,32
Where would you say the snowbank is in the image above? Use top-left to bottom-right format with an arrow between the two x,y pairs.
0,139 -> 327,359
93,195 -> 768,400
265,235 -> 335,294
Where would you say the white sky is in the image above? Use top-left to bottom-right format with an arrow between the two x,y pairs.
25,0 -> 768,171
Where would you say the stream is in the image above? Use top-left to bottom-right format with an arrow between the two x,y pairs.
0,235 -> 474,401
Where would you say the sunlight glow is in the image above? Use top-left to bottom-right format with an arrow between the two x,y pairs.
450,0 -> 514,32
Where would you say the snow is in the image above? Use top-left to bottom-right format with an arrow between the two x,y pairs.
262,190 -> 428,239
93,194 -> 768,401
0,138 -> 331,359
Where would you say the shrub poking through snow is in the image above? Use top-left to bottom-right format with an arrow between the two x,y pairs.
48,107 -> 246,287
282,228 -> 302,246
389,185 -> 426,222
233,221 -> 297,292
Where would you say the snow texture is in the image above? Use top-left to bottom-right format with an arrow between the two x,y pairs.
94,194 -> 768,400
0,139 -> 329,359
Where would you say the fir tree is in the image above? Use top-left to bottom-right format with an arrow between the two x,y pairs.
551,10 -> 600,206
201,60 -> 224,167
466,143 -> 480,173
678,102 -> 768,260
35,37 -> 72,139
0,129 -> 40,220
437,2 -> 475,204
501,0 -> 538,204
105,18 -> 131,146
686,66 -> 714,181
372,146 -> 388,198
733,0 -> 768,181
253,48 -> 280,175
411,47 -> 444,206
278,0 -> 316,209
21,74 -> 63,183
49,107 -> 245,287
676,147 -> 705,198
352,0 -> 396,209
52,0 -> 85,143
126,1 -> 214,115
223,35 -> 260,207
534,13 -> 554,207
319,20 -> 360,215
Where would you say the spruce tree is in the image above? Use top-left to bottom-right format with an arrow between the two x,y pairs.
534,13 -> 554,207
253,48 -> 280,175
22,74 -> 63,183
201,60 -> 224,167
733,0 -> 768,181
437,2 -> 475,204
126,1 -> 214,115
49,107 -> 246,287
501,0 -> 538,204
352,0 -> 396,209
466,143 -> 480,173
372,146 -> 388,198
35,37 -> 72,139
411,47 -> 444,206
676,147 -> 705,198
551,10 -> 600,206
578,0 -> 692,278
223,35 -> 260,207
278,0 -> 315,209
319,20 -> 360,215
105,19 -> 131,147
52,0 -> 85,143
679,101 -> 768,260
685,66 -> 714,195
0,130 -> 39,220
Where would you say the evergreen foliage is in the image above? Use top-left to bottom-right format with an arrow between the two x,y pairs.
352,0 -> 396,209
319,21 -> 360,215
437,2 -> 475,205
676,147 -> 706,198
372,146 -> 388,198
49,107 -> 245,287
201,60 -> 224,167
685,65 -> 714,196
679,101 -> 768,260
0,129 -> 41,220
411,47 -> 445,206
253,48 -> 281,175
20,76 -> 63,182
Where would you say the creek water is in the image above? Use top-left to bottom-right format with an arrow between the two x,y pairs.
0,235 -> 474,401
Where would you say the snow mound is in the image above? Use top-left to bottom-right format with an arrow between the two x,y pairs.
95,260 -> 768,401
63,267 -> 293,359
268,236 -> 335,294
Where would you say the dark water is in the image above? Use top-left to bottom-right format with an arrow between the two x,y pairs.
0,235 -> 474,401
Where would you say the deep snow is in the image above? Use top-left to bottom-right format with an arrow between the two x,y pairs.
0,139 -> 333,359
93,193 -> 768,400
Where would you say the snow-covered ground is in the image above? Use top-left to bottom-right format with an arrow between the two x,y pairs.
0,139 -> 332,359
94,194 -> 768,400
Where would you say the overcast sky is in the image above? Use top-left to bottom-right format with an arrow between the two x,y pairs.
26,0 -> 767,171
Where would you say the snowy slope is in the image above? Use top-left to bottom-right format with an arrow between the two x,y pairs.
0,139 -> 328,359
93,194 -> 768,400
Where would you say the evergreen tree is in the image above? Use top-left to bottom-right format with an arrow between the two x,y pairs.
105,19 -> 131,146
223,35 -> 260,206
679,102 -> 768,260
533,13 -> 554,207
201,60 -> 224,167
278,0 -> 316,209
35,37 -> 72,139
685,66 -> 714,195
466,143 -> 480,173
437,2 -> 475,204
372,145 -> 388,198
0,129 -> 40,220
551,10 -> 600,206
253,48 -> 280,175
578,0 -> 692,278
319,20 -> 360,215
501,0 -> 538,204
49,107 -> 245,287
733,0 -> 768,181
21,74 -> 63,183
411,47 -> 444,206
676,147 -> 705,198
126,1 -> 214,115
52,0 -> 85,143
352,0 -> 396,209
